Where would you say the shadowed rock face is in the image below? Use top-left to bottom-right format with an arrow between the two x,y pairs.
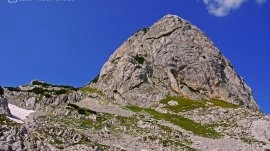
0,85 -> 4,96
0,98 -> 11,116
90,14 -> 260,111
0,86 -> 11,116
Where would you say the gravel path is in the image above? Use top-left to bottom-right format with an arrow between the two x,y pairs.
76,97 -> 133,117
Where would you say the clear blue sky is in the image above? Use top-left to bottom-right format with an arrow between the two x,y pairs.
0,0 -> 269,113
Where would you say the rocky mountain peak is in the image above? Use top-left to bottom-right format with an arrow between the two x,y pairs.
90,14 -> 260,111
1,14 -> 270,151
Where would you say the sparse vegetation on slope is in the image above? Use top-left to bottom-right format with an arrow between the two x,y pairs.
126,105 -> 221,138
0,114 -> 20,127
27,87 -> 68,96
4,86 -> 21,92
160,96 -> 238,112
31,80 -> 79,91
80,87 -> 103,95
4,80 -> 79,99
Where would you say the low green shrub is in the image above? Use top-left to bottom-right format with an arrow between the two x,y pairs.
28,87 -> 47,95
134,55 -> 145,64
31,80 -> 79,91
53,89 -> 67,95
5,87 -> 21,92
32,81 -> 51,87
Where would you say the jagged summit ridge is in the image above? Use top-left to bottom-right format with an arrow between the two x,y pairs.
90,14 -> 259,111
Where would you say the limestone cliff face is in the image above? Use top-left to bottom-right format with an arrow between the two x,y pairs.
91,14 -> 260,111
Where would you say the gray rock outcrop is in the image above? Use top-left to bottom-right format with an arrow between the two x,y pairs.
26,97 -> 36,109
251,119 -> 270,143
0,85 -> 10,116
3,80 -> 84,110
0,85 -> 4,96
91,14 -> 260,111
0,97 -> 11,116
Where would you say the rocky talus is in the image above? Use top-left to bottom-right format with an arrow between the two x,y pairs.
0,15 -> 269,151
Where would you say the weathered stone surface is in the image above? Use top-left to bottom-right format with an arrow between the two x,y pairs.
167,100 -> 178,106
25,97 -> 36,109
91,14 -> 260,111
136,120 -> 152,129
3,81 -> 84,110
55,94 -> 68,105
0,98 -> 11,116
251,119 -> 270,143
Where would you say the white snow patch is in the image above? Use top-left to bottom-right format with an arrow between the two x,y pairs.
7,116 -> 24,124
7,103 -> 35,123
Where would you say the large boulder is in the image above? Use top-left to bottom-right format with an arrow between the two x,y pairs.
25,97 -> 36,109
90,14 -> 260,111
